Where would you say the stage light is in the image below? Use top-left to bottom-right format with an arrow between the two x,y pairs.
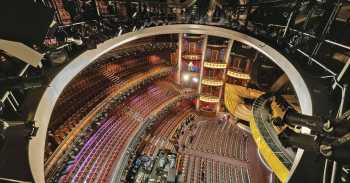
183,74 -> 190,81
66,37 -> 83,46
192,77 -> 199,83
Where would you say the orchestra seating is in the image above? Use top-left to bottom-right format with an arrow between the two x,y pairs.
142,101 -> 195,156
51,81 -> 179,183
182,155 -> 251,183
188,120 -> 249,161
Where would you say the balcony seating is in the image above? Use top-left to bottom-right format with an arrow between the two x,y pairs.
205,47 -> 226,63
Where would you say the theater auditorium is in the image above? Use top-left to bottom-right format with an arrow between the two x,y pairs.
0,0 -> 350,183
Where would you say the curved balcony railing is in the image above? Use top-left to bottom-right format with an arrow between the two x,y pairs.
182,54 -> 202,61
251,93 -> 295,182
183,35 -> 203,40
199,95 -> 220,103
203,61 -> 227,69
231,52 -> 247,59
200,91 -> 220,97
201,78 -> 224,86
207,44 -> 228,48
227,70 -> 251,80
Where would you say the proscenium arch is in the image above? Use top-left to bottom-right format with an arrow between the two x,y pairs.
30,24 -> 313,183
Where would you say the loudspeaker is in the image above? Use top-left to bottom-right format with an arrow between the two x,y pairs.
0,0 -> 54,46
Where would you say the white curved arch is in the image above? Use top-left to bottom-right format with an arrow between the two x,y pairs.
30,24 -> 313,183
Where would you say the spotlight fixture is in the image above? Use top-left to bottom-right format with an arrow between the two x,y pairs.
182,74 -> 190,81
192,77 -> 199,83
66,37 -> 83,46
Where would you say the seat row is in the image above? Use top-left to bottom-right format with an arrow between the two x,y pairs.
189,121 -> 249,161
142,102 -> 194,156
56,58 -> 148,106
125,82 -> 179,118
183,155 -> 251,183
61,115 -> 139,183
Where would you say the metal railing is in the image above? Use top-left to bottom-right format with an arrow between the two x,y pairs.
252,94 -> 294,169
